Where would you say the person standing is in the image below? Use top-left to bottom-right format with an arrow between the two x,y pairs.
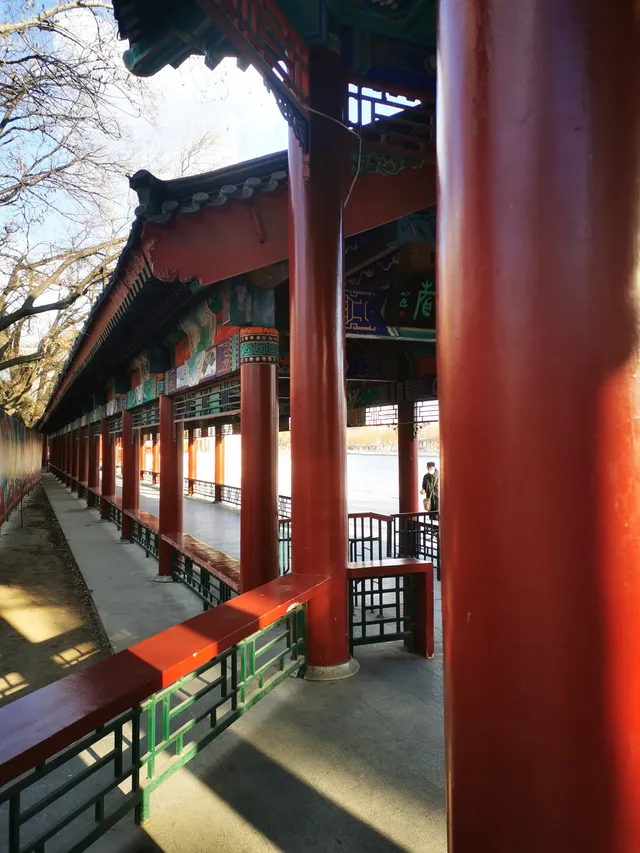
421,461 -> 439,519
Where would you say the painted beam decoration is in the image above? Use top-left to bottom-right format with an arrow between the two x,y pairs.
0,410 -> 41,526
382,268 -> 436,329
346,279 -> 435,340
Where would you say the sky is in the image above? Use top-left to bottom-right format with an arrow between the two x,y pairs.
0,3 -> 289,348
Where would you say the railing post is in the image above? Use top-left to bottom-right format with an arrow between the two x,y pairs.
158,395 -> 183,577
121,411 -> 139,541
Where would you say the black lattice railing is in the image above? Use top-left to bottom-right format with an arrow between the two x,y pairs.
185,478 -> 216,499
218,483 -> 241,508
130,519 -> 159,559
391,513 -> 440,579
172,551 -> 237,611
108,501 -> 122,531
278,519 -> 291,575
348,514 -> 391,562
348,574 -> 425,654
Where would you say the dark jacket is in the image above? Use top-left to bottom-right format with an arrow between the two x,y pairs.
422,470 -> 439,511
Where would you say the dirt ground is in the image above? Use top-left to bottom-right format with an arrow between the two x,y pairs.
0,483 -> 110,706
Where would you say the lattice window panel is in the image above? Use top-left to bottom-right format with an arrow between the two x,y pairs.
347,84 -> 435,159
365,405 -> 398,427
415,400 -> 439,424
108,414 -> 123,436
173,380 -> 241,423
132,403 -> 160,430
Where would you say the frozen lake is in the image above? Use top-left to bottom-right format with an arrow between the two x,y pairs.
193,437 -> 440,515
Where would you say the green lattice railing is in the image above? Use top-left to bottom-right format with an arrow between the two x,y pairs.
0,606 -> 307,852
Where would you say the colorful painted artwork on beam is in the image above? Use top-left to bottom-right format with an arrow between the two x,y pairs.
0,410 -> 41,526
126,377 -> 165,409
164,338 -> 238,394
345,281 -> 435,341
169,283 -> 275,368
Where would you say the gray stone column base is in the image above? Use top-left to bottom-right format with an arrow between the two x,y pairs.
304,658 -> 360,682
153,575 -> 174,584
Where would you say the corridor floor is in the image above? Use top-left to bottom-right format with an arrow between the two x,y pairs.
9,476 -> 446,853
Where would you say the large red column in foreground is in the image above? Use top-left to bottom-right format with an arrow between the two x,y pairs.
100,418 -> 115,519
239,328 -> 279,592
120,410 -> 139,540
438,2 -> 640,851
158,395 -> 182,576
397,401 -> 419,515
288,47 -> 355,678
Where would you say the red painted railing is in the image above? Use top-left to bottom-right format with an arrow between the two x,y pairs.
0,574 -> 327,786
0,574 -> 328,850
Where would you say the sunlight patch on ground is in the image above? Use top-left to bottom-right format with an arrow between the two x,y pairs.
0,670 -> 27,699
0,585 -> 82,643
51,641 -> 98,669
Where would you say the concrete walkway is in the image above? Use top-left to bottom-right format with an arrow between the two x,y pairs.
28,474 -> 446,852
42,475 -> 200,651
116,479 -> 242,559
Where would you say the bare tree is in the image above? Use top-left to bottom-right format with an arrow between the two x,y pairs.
0,232 -> 124,422
0,1 -> 148,422
0,3 -> 226,423
0,1 -> 147,220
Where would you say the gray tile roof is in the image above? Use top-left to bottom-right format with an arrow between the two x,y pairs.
129,150 -> 288,224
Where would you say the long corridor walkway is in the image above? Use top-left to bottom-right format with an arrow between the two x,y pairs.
5,476 -> 447,853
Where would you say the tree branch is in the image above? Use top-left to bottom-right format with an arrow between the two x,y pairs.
0,2 -> 112,36
0,350 -> 44,371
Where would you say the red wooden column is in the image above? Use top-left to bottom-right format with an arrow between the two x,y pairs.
100,418 -> 115,519
139,434 -> 146,481
41,434 -> 47,471
78,426 -> 88,487
151,432 -> 159,485
214,423 -> 224,499
64,433 -> 70,484
87,424 -> 99,492
288,46 -> 356,679
397,401 -> 419,515
120,410 -> 139,540
439,2 -> 640,851
186,427 -> 196,494
239,328 -> 279,592
158,395 -> 183,577
71,428 -> 79,490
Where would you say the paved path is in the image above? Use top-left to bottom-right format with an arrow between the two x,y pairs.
7,475 -> 446,852
0,483 -> 109,705
44,476 -> 200,651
